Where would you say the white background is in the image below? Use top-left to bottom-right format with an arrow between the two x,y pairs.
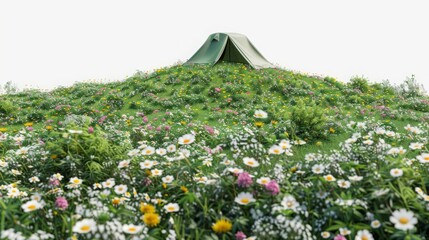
1,0 -> 428,92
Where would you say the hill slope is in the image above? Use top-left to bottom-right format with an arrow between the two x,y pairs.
0,63 -> 429,239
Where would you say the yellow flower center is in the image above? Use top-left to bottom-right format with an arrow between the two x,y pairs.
27,204 -> 37,210
183,139 -> 190,144
146,150 -> 152,154
167,206 -> 175,211
273,149 -> 279,154
261,180 -> 268,184
241,198 -> 250,204
80,225 -> 90,232
399,217 -> 409,224
362,236 -> 369,240
128,227 -> 136,232
73,179 -> 80,184
424,156 -> 429,161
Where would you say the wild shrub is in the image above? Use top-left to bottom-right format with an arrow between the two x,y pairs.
0,100 -> 17,116
289,100 -> 328,140
396,75 -> 426,98
348,76 -> 370,93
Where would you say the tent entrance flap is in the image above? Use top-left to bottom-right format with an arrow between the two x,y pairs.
185,32 -> 275,69
218,40 -> 250,66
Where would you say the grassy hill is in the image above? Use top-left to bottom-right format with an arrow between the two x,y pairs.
1,63 -> 429,239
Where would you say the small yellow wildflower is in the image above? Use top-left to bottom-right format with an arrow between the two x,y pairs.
140,203 -> 156,214
212,219 -> 232,233
142,213 -> 160,227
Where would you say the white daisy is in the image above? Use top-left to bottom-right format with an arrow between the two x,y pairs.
118,160 -> 130,169
409,142 -> 424,150
337,180 -> 351,189
73,219 -> 97,234
243,157 -> 259,167
178,134 -> 195,145
162,175 -> 174,184
21,200 -> 42,212
122,224 -> 143,234
355,230 -> 374,240
151,169 -> 163,176
253,110 -> 268,119
164,203 -> 180,213
311,164 -> 325,174
235,192 -> 256,205
140,160 -> 154,169
142,146 -> 155,155
389,209 -> 417,231
256,177 -> 270,185
156,148 -> 167,156
371,220 -> 381,228
281,195 -> 299,210
417,153 -> 429,163
268,145 -> 284,155
114,184 -> 128,195
390,168 -> 403,177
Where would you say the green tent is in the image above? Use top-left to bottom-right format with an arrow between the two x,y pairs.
185,32 -> 275,69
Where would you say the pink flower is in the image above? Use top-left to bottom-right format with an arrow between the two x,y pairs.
334,235 -> 346,240
49,179 -> 60,187
55,196 -> 69,210
143,116 -> 148,123
88,127 -> 94,134
237,172 -> 253,188
215,88 -> 221,93
235,231 -> 246,240
265,180 -> 280,195
204,126 -> 215,135
164,126 -> 171,131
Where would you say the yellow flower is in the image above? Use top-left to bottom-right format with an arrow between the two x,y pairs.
212,219 -> 232,233
180,186 -> 188,193
255,122 -> 264,128
290,166 -> 298,173
142,213 -> 160,227
162,183 -> 167,189
329,127 -> 335,133
24,122 -> 33,127
45,126 -> 53,130
0,128 -> 7,132
316,141 -> 322,146
140,203 -> 156,214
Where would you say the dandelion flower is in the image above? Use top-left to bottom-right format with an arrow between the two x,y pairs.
389,209 -> 417,231
235,192 -> 256,205
142,213 -> 160,227
212,219 -> 232,233
140,203 -> 156,214
73,219 -> 97,234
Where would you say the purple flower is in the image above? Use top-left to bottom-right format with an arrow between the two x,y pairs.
98,116 -> 107,124
265,180 -> 280,195
235,231 -> 246,240
164,126 -> 171,131
88,127 -> 94,134
334,235 -> 346,240
143,116 -> 148,123
55,196 -> 69,210
156,126 -> 162,132
27,127 -> 33,131
237,172 -> 253,188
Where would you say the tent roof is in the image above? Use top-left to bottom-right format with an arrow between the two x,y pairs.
185,32 -> 275,69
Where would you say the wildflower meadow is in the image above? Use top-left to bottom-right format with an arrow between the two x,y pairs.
1,64 -> 429,239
